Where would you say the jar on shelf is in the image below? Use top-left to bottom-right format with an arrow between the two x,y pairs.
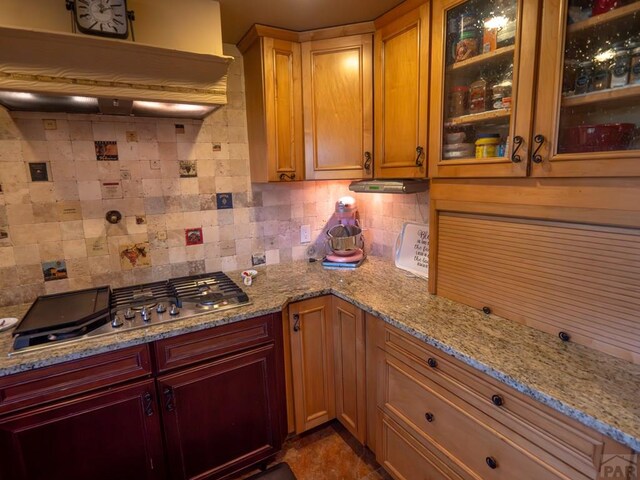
591,60 -> 611,91
630,46 -> 640,84
456,31 -> 479,62
496,2 -> 517,48
491,80 -> 512,109
563,59 -> 580,94
475,133 -> 501,158
574,61 -> 593,94
610,49 -> 630,88
469,78 -> 488,113
449,86 -> 469,117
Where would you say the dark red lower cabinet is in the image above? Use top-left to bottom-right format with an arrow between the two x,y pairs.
158,344 -> 284,480
0,379 -> 165,480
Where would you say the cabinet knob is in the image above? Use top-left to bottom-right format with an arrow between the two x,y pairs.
486,456 -> 498,469
424,412 -> 434,422
364,151 -> 372,171
427,357 -> 438,368
511,136 -> 524,163
415,146 -> 424,167
532,134 -> 545,164
491,394 -> 504,406
559,331 -> 571,342
293,313 -> 301,332
482,306 -> 491,315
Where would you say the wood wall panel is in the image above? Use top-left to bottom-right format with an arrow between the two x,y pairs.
436,212 -> 640,363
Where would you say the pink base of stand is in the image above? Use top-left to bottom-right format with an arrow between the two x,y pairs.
326,250 -> 364,263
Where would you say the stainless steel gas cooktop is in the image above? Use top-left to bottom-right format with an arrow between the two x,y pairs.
9,271 -> 251,356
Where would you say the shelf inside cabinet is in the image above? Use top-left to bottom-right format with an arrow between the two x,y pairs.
562,84 -> 640,109
446,108 -> 511,126
440,155 -> 509,165
447,45 -> 515,73
567,2 -> 640,37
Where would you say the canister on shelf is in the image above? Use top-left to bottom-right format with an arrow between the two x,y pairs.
469,78 -> 488,113
574,61 -> 593,94
475,134 -> 501,158
563,59 -> 580,93
482,20 -> 498,53
610,49 -> 630,88
449,86 -> 469,117
456,31 -> 479,61
491,81 -> 512,109
630,47 -> 640,84
591,61 -> 611,91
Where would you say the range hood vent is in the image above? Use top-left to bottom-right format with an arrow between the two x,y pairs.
349,179 -> 430,194
0,26 -> 233,119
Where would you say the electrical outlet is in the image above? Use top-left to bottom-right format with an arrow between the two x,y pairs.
300,224 -> 311,244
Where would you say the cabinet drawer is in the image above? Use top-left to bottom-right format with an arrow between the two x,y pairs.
381,325 -> 609,478
380,351 -> 572,480
0,344 -> 152,416
380,411 -> 468,480
155,314 -> 276,373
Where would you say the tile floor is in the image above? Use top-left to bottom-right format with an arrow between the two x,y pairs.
235,421 -> 393,480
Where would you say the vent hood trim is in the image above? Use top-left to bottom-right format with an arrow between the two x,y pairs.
0,26 -> 234,117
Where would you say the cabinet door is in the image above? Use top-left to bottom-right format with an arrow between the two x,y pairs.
374,2 -> 430,179
332,296 -> 366,443
288,296 -> 335,433
428,0 -> 540,178
158,345 -> 283,480
532,0 -> 640,177
0,379 -> 164,480
244,35 -> 304,182
302,35 -> 374,180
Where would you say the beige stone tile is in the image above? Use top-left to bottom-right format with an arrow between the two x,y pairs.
39,241 -> 64,261
54,181 -> 80,201
117,142 -> 138,162
62,239 -> 87,259
186,244 -> 204,261
72,141 -> 98,162
44,119 -> 69,141
220,255 -> 237,271
77,181 -> 101,201
6,204 -> 34,225
14,119 -> 46,141
0,162 -> 28,184
69,121 -> 94,141
47,140 -> 73,162
92,121 -> 116,140
86,236 -> 109,257
21,140 -> 49,162
0,140 -> 23,162
66,257 -> 90,278
0,246 -> 15,267
266,249 -> 280,265
156,123 -> 177,143
29,182 -> 55,203
168,246 -> 186,264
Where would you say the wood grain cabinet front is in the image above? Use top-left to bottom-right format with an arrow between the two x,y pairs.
371,317 -> 635,480
302,35 -> 373,180
374,0 -> 430,179
0,379 -> 165,480
240,27 -> 304,183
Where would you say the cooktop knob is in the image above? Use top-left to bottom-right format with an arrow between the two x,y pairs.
111,314 -> 123,328
124,308 -> 135,320
140,307 -> 150,322
156,303 -> 167,314
169,304 -> 180,316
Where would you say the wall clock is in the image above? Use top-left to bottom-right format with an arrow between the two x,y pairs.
73,0 -> 129,39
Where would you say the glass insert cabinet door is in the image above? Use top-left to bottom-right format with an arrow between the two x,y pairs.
533,0 -> 640,177
429,0 -> 540,177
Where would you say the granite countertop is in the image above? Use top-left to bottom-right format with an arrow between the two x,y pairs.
0,257 -> 638,451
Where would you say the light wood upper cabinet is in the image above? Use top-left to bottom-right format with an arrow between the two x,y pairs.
374,1 -> 430,179
429,0 -> 640,179
428,0 -> 540,178
240,30 -> 304,182
332,296 -> 367,443
288,296 -> 335,434
302,35 -> 374,180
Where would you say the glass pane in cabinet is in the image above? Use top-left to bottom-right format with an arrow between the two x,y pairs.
442,0 -> 517,161
559,0 -> 640,154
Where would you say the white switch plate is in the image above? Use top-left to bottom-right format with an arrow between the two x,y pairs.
300,224 -> 311,244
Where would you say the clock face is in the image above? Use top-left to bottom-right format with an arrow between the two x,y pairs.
75,0 -> 128,38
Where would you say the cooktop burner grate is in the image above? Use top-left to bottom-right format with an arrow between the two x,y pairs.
168,272 -> 249,304
110,281 -> 174,310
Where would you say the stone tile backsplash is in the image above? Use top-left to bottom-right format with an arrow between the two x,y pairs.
0,44 -> 428,307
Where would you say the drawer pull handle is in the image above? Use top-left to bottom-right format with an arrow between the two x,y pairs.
424,412 -> 434,422
293,314 -> 301,332
415,146 -> 424,167
486,456 -> 498,469
364,151 -> 372,171
427,357 -> 438,368
491,394 -> 504,407
532,134 -> 545,163
511,135 -> 524,163
143,392 -> 154,416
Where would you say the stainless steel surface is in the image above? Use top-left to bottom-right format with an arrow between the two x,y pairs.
326,225 -> 364,256
348,179 -> 430,194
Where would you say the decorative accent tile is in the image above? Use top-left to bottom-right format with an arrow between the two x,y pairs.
251,252 -> 266,266
42,260 -> 67,281
119,242 -> 151,269
28,162 -> 49,182
94,140 -> 118,161
185,227 -> 203,246
216,193 -> 233,210
179,160 -> 197,178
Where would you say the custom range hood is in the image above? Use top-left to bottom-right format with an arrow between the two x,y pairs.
0,26 -> 233,119
349,179 -> 430,194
